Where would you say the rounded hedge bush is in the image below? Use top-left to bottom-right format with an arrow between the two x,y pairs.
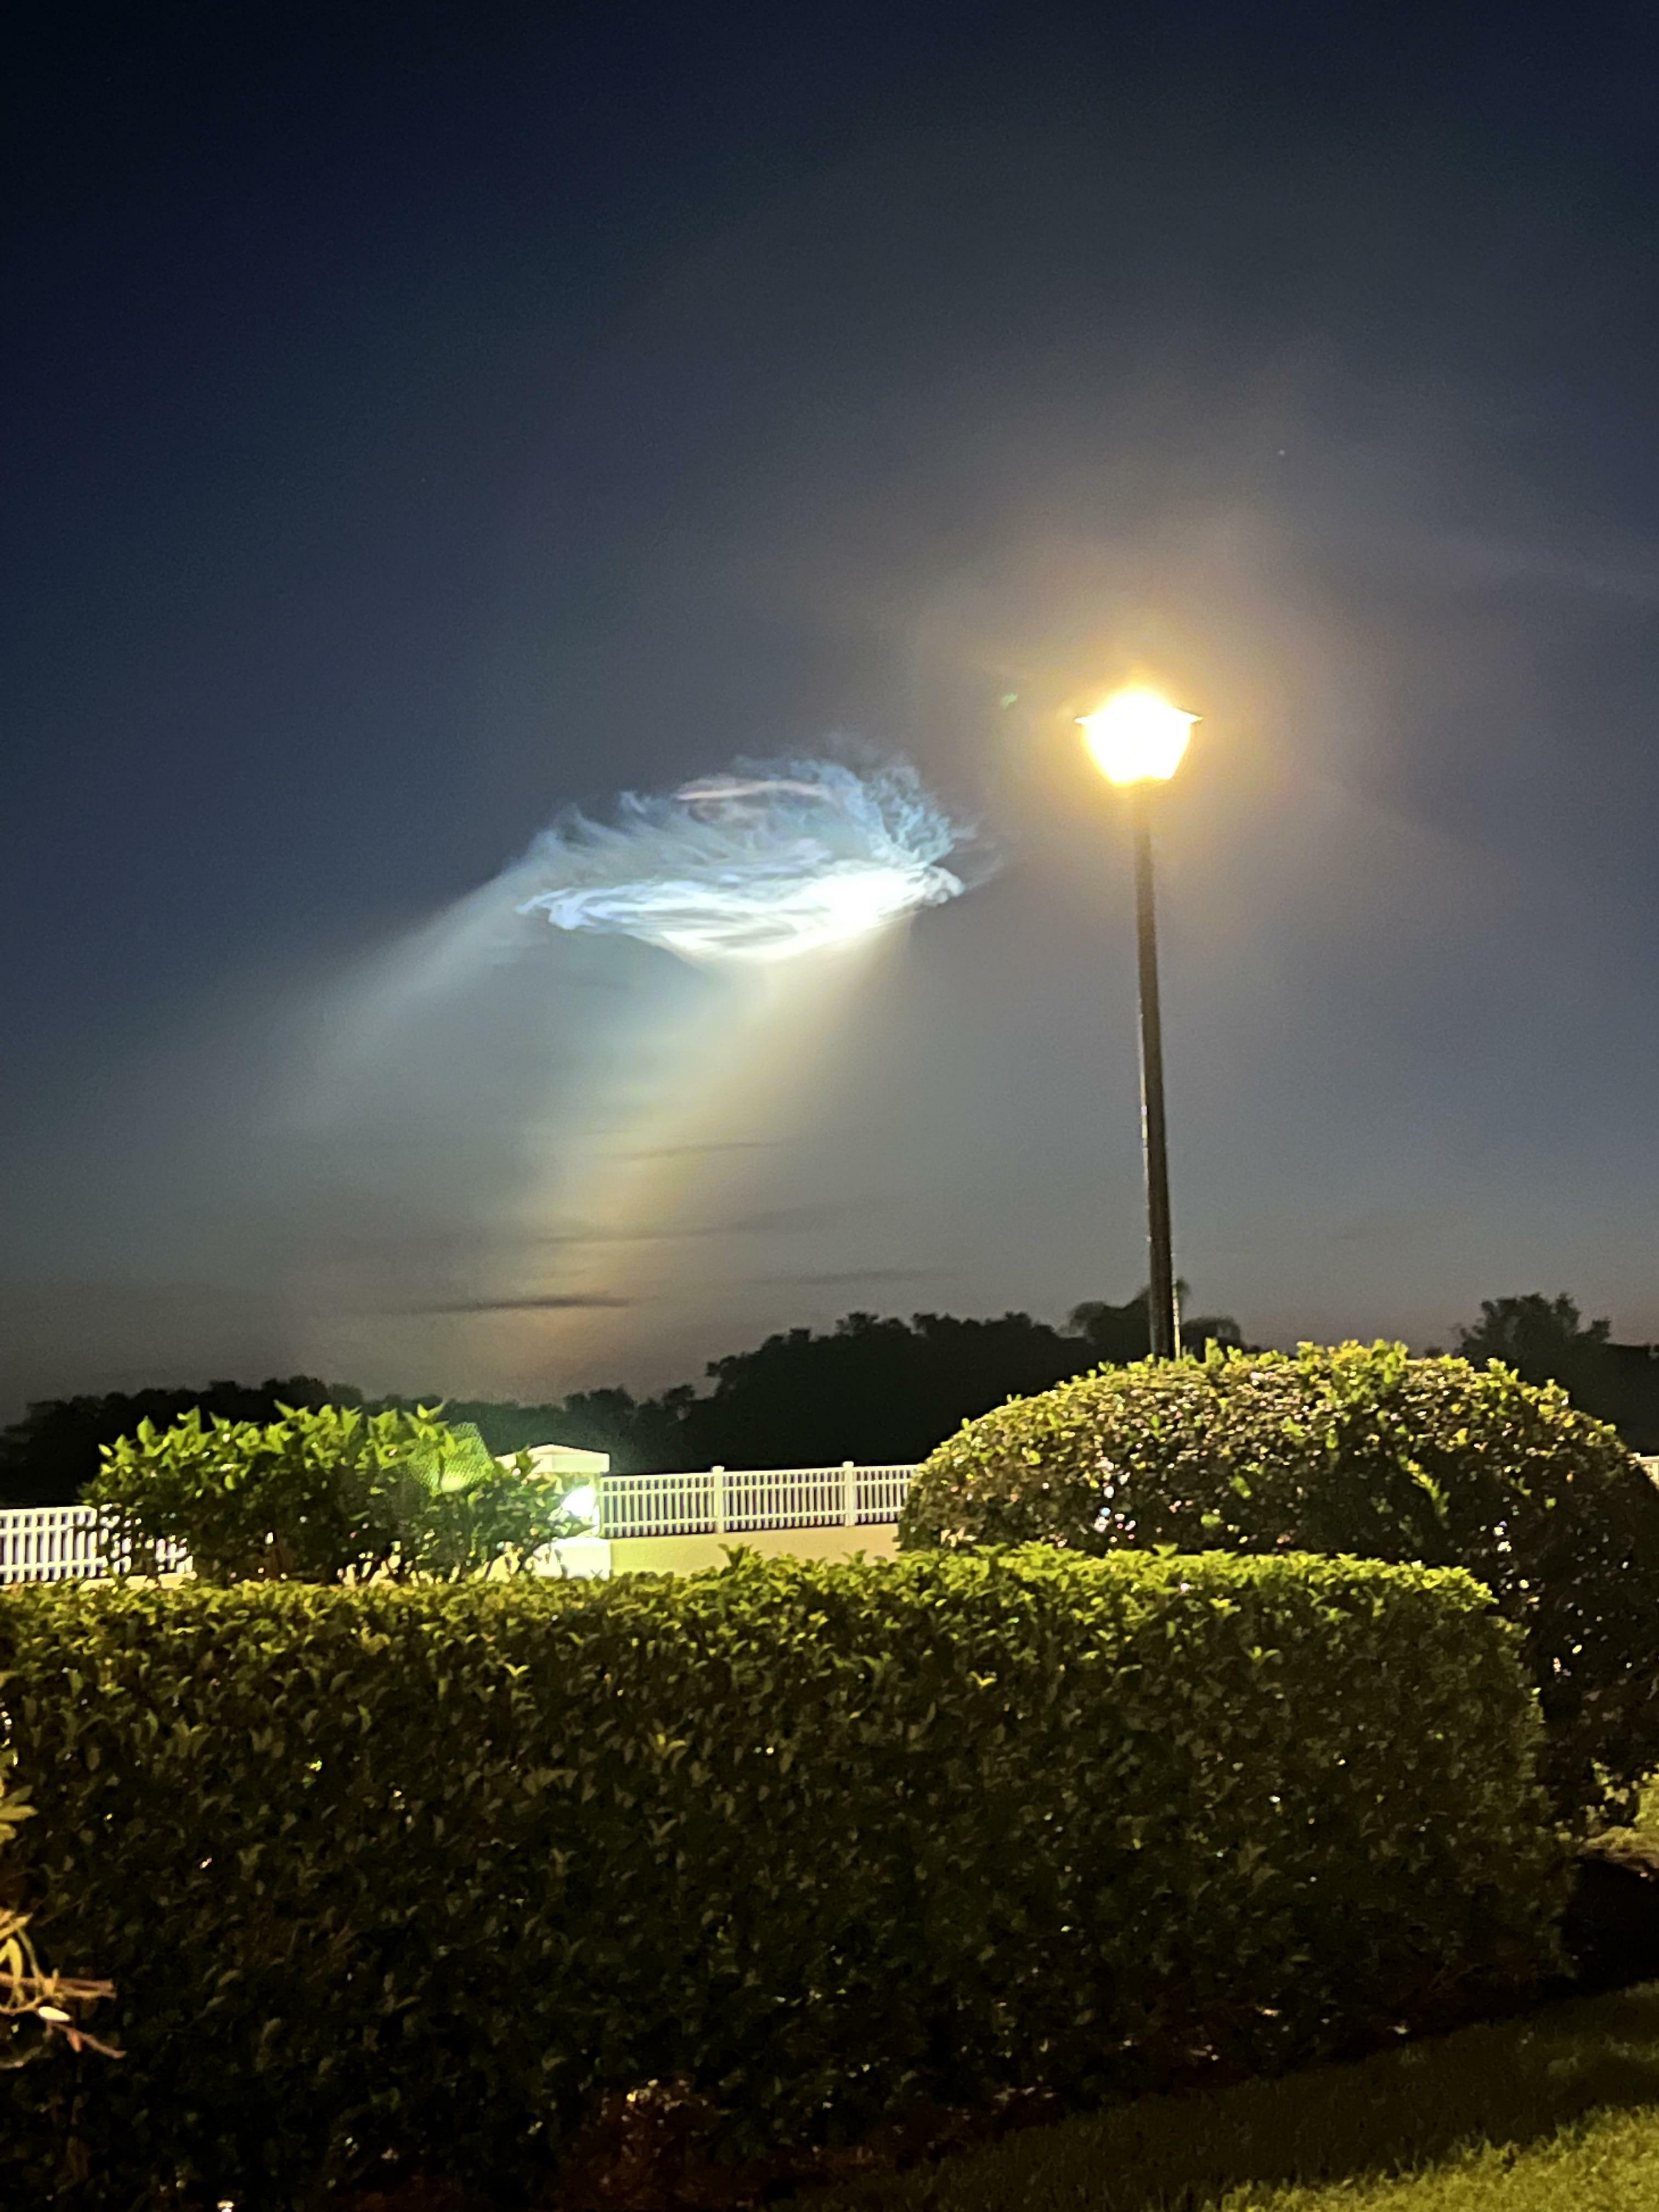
899,1340 -> 1659,1826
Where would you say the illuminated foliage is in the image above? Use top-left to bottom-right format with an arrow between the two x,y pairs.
900,1340 -> 1659,1825
84,1401 -> 580,1583
0,1763 -> 119,2075
0,1555 -> 1559,2199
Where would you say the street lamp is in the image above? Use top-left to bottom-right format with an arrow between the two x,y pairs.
1076,687 -> 1198,1362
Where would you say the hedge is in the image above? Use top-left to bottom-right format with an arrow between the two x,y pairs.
899,1341 -> 1659,1825
0,1553 -> 1564,2204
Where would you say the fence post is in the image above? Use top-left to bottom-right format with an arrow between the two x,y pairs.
712,1466 -> 727,1537
843,1460 -> 857,1527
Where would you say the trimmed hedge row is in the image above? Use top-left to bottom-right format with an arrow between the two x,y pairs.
899,1342 -> 1659,1825
0,1553 -> 1564,2204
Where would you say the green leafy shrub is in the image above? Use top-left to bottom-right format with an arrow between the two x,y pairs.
84,1400 -> 580,1583
0,1759 -> 119,2073
898,1340 -> 1659,1826
0,1553 -> 1562,2202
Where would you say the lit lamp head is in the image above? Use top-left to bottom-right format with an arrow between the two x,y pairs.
1077,687 -> 1198,786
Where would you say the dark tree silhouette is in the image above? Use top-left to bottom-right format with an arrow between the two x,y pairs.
1455,1293 -> 1610,1386
380,1386 -> 697,1471
0,1376 -> 361,1508
0,1290 -> 1247,1502
1456,1293 -> 1659,1452
676,1310 -> 1088,1470
1069,1283 -> 1244,1364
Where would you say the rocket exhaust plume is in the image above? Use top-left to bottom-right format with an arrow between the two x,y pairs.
280,752 -> 989,1370
515,756 -> 980,965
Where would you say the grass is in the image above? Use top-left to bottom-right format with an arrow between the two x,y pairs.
806,1983 -> 1659,2212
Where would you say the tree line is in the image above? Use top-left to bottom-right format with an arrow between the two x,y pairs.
2,1288 -> 1654,1508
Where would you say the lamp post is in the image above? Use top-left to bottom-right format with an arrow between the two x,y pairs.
1076,688 -> 1198,1362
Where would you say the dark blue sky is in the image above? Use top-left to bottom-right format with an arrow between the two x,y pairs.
5,2 -> 1658,1413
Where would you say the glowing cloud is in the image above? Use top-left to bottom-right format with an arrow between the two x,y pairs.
516,758 -> 978,964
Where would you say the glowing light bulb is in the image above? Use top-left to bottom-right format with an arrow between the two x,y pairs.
1077,689 -> 1198,785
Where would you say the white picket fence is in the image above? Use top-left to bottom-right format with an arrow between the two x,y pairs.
8,1458 -> 1654,1584
0,1507 -> 190,1585
598,1463 -> 917,1539
0,1466 -> 919,1585
601,1459 -> 1659,1532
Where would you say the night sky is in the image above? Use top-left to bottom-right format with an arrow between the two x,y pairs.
6,2 -> 1659,1417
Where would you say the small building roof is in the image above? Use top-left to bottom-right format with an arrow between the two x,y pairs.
505,1443 -> 610,1478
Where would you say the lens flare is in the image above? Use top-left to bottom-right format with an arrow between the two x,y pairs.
516,757 -> 978,965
